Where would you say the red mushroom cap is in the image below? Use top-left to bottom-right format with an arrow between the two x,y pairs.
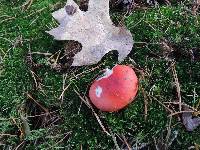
89,65 -> 138,112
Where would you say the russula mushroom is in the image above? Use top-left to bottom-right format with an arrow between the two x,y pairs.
89,65 -> 138,112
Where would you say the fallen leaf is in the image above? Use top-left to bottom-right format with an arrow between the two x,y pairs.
182,112 -> 200,131
47,0 -> 133,66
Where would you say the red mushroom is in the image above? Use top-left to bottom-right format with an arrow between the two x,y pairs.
89,65 -> 138,112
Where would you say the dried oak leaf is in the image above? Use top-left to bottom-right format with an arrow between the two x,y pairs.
47,0 -> 133,66
182,111 -> 200,131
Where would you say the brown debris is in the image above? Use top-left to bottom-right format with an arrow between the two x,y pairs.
192,0 -> 200,15
182,106 -> 200,131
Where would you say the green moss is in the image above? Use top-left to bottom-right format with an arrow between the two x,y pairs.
0,1 -> 200,149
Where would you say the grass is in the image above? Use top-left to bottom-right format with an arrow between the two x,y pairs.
0,0 -> 200,149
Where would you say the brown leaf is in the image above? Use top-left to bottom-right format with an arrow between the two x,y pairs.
182,112 -> 200,131
47,0 -> 133,66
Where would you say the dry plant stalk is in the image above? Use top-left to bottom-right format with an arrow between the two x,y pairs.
74,89 -> 111,136
171,64 -> 182,112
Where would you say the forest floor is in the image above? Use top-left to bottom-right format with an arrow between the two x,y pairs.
0,0 -> 200,149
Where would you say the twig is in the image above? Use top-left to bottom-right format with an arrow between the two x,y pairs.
30,111 -> 59,118
171,63 -> 182,112
59,75 -> 71,104
121,135 -> 132,150
73,65 -> 101,78
21,0 -> 34,11
149,95 -> 173,114
47,132 -> 72,150
164,102 -> 197,111
54,51 -> 61,65
168,111 -> 195,117
0,16 -> 16,24
165,0 -> 171,5
29,51 -> 52,56
14,141 -> 25,150
74,89 -> 111,136
24,7 -> 46,18
11,117 -> 23,138
80,144 -> 83,150
109,130 -> 120,150
128,10 -> 146,30
0,134 -> 18,137
141,87 -> 148,121
27,93 -> 49,113
30,70 -> 39,88
0,111 -> 58,121
48,50 -> 61,61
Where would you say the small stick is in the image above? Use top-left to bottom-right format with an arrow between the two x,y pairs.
149,96 -> 173,114
29,52 -> 52,56
171,64 -> 182,112
21,0 -> 34,11
30,70 -> 38,88
74,89 -> 111,136
24,7 -> 46,18
141,87 -> 148,121
27,93 -> 49,113
168,111 -> 195,117
164,102 -> 197,111
0,134 -> 18,137
59,74 -> 71,105
14,141 -> 25,150
0,16 -> 16,24
110,131 -> 120,150
74,65 -> 101,78
121,135 -> 132,150
47,132 -> 72,150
